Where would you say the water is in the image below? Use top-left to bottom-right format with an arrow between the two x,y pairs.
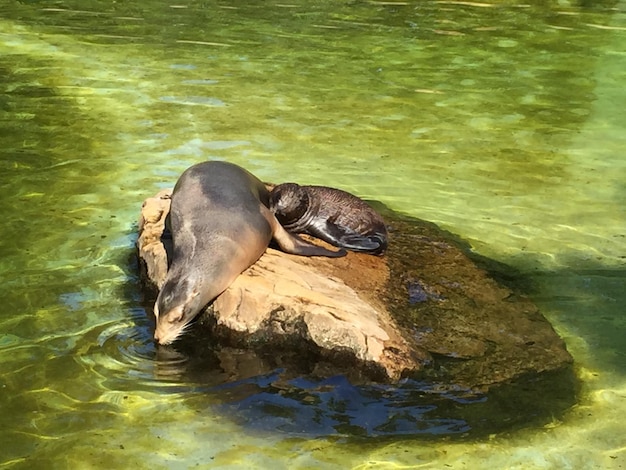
1,0 -> 625,468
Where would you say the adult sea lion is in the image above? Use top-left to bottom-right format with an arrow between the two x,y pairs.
269,183 -> 388,255
154,161 -> 345,345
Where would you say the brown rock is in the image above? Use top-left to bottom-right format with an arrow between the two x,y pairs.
136,190 -> 573,390
383,215 -> 574,390
137,188 -> 171,290
211,249 -> 430,381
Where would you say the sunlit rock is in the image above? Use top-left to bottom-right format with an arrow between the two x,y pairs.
137,189 -> 172,290
137,189 -> 574,390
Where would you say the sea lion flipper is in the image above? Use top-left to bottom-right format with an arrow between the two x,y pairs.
338,234 -> 386,254
340,229 -> 388,254
267,208 -> 346,258
308,221 -> 386,255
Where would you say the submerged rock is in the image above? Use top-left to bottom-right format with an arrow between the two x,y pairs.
137,189 -> 574,392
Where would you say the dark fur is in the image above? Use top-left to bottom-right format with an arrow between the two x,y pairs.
270,183 -> 388,255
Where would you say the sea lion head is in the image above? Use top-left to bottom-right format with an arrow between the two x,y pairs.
269,183 -> 310,229
153,274 -> 209,345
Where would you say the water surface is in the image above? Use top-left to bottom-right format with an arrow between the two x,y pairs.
1,1 -> 625,468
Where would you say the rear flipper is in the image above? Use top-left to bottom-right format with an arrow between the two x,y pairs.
335,233 -> 387,255
309,222 -> 387,255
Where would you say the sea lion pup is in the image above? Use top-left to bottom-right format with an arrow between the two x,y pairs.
269,183 -> 388,255
154,161 -> 345,345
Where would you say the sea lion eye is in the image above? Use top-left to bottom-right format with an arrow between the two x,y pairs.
166,307 -> 185,324
168,313 -> 183,324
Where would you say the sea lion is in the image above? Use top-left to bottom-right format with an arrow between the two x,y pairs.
269,183 -> 388,255
153,161 -> 345,345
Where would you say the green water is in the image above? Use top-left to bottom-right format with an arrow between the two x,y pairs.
1,0 -> 625,468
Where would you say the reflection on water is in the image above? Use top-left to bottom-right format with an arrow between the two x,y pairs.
1,0 -> 625,468
215,373 -> 476,438
138,332 -> 576,440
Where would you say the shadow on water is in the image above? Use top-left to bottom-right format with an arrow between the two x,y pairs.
441,222 -> 626,377
125,204 -> 582,441
525,260 -> 626,376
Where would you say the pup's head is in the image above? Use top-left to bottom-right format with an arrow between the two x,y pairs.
269,183 -> 309,228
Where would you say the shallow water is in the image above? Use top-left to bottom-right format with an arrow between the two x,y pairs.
1,0 -> 625,468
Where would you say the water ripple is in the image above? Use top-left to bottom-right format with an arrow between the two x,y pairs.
79,302 -> 579,439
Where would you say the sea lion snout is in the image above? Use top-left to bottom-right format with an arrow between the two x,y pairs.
154,305 -> 187,345
153,285 -> 205,345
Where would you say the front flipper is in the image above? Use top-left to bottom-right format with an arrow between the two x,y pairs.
308,221 -> 387,255
266,207 -> 346,258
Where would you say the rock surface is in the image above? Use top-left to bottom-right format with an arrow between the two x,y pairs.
137,190 -> 573,390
